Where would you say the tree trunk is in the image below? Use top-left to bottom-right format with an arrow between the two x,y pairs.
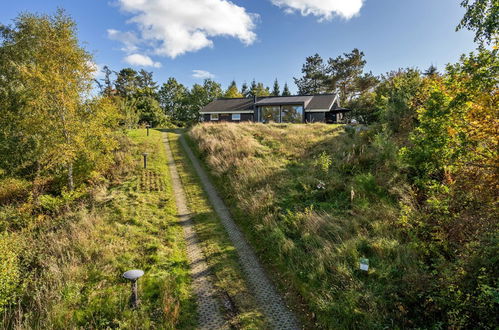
68,162 -> 74,191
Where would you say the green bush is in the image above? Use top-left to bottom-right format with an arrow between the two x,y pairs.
0,178 -> 30,205
0,233 -> 23,312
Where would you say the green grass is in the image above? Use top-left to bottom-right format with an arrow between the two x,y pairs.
1,129 -> 196,329
187,122 -> 422,329
166,130 -> 267,328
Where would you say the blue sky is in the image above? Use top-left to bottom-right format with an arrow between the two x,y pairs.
1,0 -> 477,93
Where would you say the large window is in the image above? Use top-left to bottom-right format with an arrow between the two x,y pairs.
210,113 -> 219,121
281,105 -> 303,123
260,106 -> 280,123
259,105 -> 304,123
232,113 -> 241,121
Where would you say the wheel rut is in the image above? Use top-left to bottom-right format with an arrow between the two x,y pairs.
174,131 -> 300,330
163,133 -> 225,330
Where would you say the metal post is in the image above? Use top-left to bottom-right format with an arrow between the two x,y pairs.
146,124 -> 150,136
131,280 -> 139,308
142,153 -> 148,169
123,269 -> 144,309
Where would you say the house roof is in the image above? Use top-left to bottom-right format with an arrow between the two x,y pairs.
199,98 -> 254,113
199,94 -> 342,114
254,96 -> 314,108
306,94 -> 339,110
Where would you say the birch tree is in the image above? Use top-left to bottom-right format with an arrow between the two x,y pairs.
0,10 -> 112,191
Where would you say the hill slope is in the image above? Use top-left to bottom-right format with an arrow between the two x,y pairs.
188,122 -> 498,329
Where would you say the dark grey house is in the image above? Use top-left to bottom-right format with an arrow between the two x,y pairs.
199,94 -> 349,124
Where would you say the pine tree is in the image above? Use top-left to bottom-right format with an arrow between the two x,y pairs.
241,82 -> 249,98
424,65 -> 439,77
293,53 -> 327,95
282,83 -> 291,96
272,79 -> 280,96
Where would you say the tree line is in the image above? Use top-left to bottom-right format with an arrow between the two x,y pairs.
96,70 -> 293,127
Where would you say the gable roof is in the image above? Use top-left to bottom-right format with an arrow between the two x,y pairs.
306,94 -> 338,110
200,98 -> 254,113
199,94 -> 341,114
254,96 -> 314,108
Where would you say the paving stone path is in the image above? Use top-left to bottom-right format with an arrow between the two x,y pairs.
175,131 -> 300,330
163,133 -> 225,330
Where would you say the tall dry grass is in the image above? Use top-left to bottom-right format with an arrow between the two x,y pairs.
188,122 -> 422,328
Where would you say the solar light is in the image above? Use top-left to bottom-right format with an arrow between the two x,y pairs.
142,152 -> 148,169
359,258 -> 369,272
123,269 -> 144,308
146,123 -> 151,136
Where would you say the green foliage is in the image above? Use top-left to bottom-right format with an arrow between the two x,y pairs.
0,10 -> 122,192
314,151 -> 332,173
294,50 -> 378,102
376,69 -> 424,134
457,0 -> 499,46
0,178 -> 30,205
112,68 -> 168,127
190,51 -> 498,327
0,130 -> 196,328
282,83 -> 291,96
0,233 -> 23,313
224,80 -> 243,98
271,79 -> 280,96
294,53 -> 328,95
247,79 -> 270,97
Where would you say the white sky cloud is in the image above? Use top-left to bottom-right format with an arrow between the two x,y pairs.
114,0 -> 258,58
271,0 -> 364,20
192,70 -> 215,79
107,29 -> 140,53
87,61 -> 105,79
123,53 -> 162,68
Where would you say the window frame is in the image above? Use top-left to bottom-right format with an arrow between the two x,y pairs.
210,113 -> 219,121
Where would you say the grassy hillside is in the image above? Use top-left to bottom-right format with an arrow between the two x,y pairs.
0,129 -> 195,329
188,122 -> 498,329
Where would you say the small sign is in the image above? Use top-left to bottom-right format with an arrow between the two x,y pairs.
360,258 -> 369,271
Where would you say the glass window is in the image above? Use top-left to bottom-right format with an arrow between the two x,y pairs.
210,113 -> 219,121
260,106 -> 280,123
232,113 -> 241,121
281,105 -> 303,123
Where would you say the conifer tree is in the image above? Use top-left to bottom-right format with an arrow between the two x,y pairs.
241,82 -> 249,98
282,83 -> 291,96
272,79 -> 280,96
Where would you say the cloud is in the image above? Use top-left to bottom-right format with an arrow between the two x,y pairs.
192,70 -> 215,79
271,0 -> 364,20
107,29 -> 140,53
111,0 -> 258,58
87,61 -> 105,79
124,53 -> 162,68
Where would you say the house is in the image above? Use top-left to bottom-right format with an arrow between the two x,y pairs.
199,94 -> 350,124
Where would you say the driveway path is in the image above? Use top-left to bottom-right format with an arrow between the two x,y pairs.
174,131 -> 300,330
163,133 -> 225,330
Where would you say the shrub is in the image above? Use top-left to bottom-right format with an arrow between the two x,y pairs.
0,178 -> 30,205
